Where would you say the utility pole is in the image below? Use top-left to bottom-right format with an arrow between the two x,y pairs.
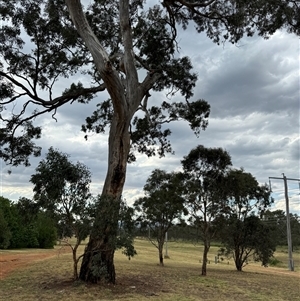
164,231 -> 170,258
282,174 -> 294,271
269,174 -> 299,271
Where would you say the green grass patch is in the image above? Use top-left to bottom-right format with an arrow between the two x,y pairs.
0,239 -> 299,301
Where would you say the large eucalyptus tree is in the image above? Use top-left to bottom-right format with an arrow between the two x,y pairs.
0,0 -> 298,283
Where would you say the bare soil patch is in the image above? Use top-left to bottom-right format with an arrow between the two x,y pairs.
0,246 -> 70,279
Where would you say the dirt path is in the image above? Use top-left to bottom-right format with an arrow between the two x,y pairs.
0,247 -> 71,279
245,263 -> 300,277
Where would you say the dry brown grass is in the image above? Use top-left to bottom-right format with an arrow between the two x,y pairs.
0,239 -> 299,301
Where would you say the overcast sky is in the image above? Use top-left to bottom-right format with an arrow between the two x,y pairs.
0,9 -> 299,215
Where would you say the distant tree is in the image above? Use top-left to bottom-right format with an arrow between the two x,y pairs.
181,145 -> 232,275
220,215 -> 276,271
0,196 -> 57,249
0,208 -> 11,249
289,213 -> 300,248
15,197 -> 40,224
35,211 -> 57,248
134,169 -> 187,266
15,197 -> 40,248
30,147 -> 92,279
224,168 -> 273,219
219,168 -> 274,270
167,220 -> 198,242
0,197 -> 15,249
0,196 -> 28,248
263,210 -> 300,248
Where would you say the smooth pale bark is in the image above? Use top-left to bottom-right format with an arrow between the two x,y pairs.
78,116 -> 131,283
65,0 -> 160,283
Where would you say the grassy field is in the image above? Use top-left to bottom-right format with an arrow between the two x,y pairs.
0,239 -> 299,301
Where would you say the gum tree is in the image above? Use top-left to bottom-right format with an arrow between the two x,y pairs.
1,0 -> 299,283
31,147 -> 92,279
220,215 -> 276,271
134,169 -> 187,266
219,168 -> 274,271
181,145 -> 232,276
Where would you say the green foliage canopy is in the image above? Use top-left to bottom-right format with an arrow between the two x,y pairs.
181,145 -> 232,275
217,169 -> 274,270
263,210 -> 300,247
134,169 -> 187,234
134,169 -> 187,264
223,168 -> 273,219
220,215 -> 277,271
0,196 -> 57,249
30,147 -> 92,239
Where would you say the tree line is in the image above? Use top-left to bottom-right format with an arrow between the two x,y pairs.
0,196 -> 57,249
1,146 -> 299,279
144,210 -> 300,248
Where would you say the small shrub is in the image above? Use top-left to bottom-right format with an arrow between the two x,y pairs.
268,257 -> 282,266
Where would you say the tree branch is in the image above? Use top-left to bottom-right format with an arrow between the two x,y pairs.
119,0 -> 139,89
171,0 -> 217,8
65,0 -> 127,118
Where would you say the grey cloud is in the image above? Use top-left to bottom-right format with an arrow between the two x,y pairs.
289,138 -> 300,162
192,34 -> 298,119
2,30 -> 299,214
